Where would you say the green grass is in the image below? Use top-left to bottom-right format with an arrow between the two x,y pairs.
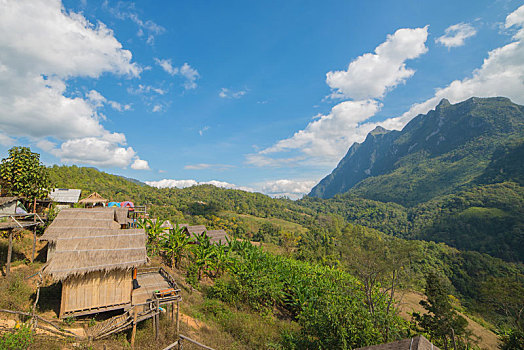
458,206 -> 508,219
220,211 -> 308,236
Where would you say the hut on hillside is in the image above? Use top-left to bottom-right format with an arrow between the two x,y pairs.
40,208 -> 147,318
355,335 -> 440,350
49,188 -> 81,210
206,229 -> 229,244
78,192 -> 108,207
0,197 -> 18,215
180,224 -> 229,244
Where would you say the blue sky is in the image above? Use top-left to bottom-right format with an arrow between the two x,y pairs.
1,0 -> 523,198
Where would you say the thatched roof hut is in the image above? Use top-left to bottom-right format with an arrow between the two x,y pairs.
180,224 -> 207,236
40,208 -> 147,317
206,229 -> 229,244
41,208 -> 145,280
78,192 -> 108,206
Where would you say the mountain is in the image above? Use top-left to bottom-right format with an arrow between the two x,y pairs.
309,97 -> 524,206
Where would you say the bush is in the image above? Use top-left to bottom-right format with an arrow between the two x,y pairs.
0,272 -> 33,311
0,324 -> 33,350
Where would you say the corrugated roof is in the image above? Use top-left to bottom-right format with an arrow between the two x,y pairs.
49,189 -> 81,203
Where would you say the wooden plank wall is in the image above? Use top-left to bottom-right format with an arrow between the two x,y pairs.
61,270 -> 132,316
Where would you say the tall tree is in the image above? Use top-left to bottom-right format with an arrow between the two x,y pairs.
0,146 -> 52,205
414,272 -> 469,350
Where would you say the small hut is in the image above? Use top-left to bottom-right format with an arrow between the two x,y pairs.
40,208 -> 147,318
180,225 -> 229,244
206,229 -> 229,244
78,192 -> 108,207
355,335 -> 440,350
0,197 -> 18,215
49,189 -> 81,210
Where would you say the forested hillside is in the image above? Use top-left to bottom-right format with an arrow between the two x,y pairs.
47,164 -> 524,342
305,97 -> 524,262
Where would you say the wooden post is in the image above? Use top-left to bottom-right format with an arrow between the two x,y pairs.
155,299 -> 160,340
130,308 -> 138,349
176,299 -> 180,338
170,301 -> 174,322
31,202 -> 37,263
6,229 -> 13,277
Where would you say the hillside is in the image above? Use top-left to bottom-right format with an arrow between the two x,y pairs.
309,97 -> 524,205
305,97 -> 524,262
46,165 -> 524,332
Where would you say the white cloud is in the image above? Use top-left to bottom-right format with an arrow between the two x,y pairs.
219,88 -> 247,99
436,23 -> 477,48
254,99 -> 381,164
0,0 -> 147,169
146,179 -> 254,192
154,59 -> 199,89
260,179 -> 317,199
0,133 -> 15,146
179,63 -> 199,90
184,163 -> 234,170
152,105 -> 163,113
87,90 -> 128,112
396,5 -> 524,125
154,58 -> 178,75
326,26 -> 429,100
131,158 -> 150,170
199,126 -> 209,136
50,134 -> 137,168
128,84 -> 166,95
103,1 -> 165,45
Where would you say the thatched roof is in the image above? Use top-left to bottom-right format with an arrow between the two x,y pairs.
355,336 -> 439,350
78,192 -> 108,204
40,208 -> 146,280
49,189 -> 81,203
114,207 -> 129,225
0,196 -> 18,206
206,230 -> 229,244
181,224 -> 207,236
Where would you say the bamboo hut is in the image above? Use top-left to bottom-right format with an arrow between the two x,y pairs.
206,229 -> 229,244
40,208 -> 147,318
78,192 -> 108,207
180,224 -> 229,244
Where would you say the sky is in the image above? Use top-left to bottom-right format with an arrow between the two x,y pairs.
1,0 -> 524,199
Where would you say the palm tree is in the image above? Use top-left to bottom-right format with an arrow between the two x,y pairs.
161,223 -> 193,268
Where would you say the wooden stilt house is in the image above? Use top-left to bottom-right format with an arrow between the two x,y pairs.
40,208 -> 147,318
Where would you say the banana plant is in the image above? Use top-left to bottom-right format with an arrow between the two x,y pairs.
161,223 -> 193,268
190,232 -> 215,280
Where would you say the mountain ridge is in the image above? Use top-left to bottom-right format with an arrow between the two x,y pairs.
309,96 -> 524,205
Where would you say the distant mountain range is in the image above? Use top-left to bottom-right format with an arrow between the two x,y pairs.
309,97 -> 524,205
305,97 -> 524,261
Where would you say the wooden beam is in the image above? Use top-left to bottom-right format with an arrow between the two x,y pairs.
6,229 -> 13,277
130,308 -> 138,349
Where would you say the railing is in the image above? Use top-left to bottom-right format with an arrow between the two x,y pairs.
0,213 -> 44,228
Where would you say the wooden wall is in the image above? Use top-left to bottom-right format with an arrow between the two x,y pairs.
60,269 -> 132,317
